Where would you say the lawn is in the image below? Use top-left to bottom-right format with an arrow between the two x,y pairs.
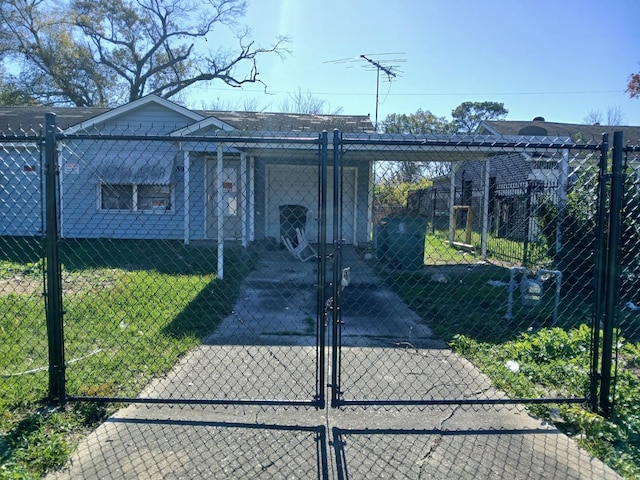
0,237 -> 255,478
381,233 -> 640,479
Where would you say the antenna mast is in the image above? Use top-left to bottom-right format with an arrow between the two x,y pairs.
324,53 -> 405,130
359,55 -> 397,130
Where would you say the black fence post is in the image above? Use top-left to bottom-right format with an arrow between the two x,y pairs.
316,131 -> 328,409
522,180 -> 533,267
330,129 -> 343,408
591,133 -> 609,413
44,113 -> 66,407
600,131 -> 624,417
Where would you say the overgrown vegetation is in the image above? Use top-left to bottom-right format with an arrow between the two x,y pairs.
449,330 -> 640,479
383,234 -> 640,478
0,238 -> 255,478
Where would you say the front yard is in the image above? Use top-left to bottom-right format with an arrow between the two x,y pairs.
0,238 -> 255,478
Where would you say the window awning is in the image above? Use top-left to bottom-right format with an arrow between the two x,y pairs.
89,142 -> 177,185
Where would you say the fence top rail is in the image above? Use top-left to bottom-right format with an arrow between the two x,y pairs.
340,132 -> 602,151
0,134 -> 43,142
55,132 -> 323,145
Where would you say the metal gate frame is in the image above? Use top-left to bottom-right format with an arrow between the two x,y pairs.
326,131 -> 624,415
41,121 -> 626,416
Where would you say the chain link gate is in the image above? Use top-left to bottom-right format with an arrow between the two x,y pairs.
328,132 -> 611,409
4,117 -> 635,418
45,120 -> 334,408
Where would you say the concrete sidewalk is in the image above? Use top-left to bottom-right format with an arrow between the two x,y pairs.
49,247 -> 621,479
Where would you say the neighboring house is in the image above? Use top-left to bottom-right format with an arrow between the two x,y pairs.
0,95 -> 375,246
408,117 -> 640,241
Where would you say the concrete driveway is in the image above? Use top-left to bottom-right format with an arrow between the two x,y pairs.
49,246 -> 621,479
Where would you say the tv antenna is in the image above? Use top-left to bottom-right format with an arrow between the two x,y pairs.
325,53 -> 406,129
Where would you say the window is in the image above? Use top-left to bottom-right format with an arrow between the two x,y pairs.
101,184 -> 133,210
100,184 -> 172,212
138,185 -> 172,211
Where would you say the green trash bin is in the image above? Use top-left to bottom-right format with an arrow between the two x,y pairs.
375,218 -> 389,260
384,216 -> 427,270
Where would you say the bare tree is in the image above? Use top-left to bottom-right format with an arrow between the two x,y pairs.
583,106 -> 625,126
278,87 -> 343,115
0,0 -> 290,106
199,96 -> 267,112
583,109 -> 603,125
606,105 -> 625,126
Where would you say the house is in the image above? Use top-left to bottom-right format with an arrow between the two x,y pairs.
408,118 -> 640,242
0,95 -> 376,249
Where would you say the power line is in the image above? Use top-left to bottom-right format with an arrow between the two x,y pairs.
187,85 -> 623,97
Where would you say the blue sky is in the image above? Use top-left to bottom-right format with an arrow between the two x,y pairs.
185,0 -> 640,127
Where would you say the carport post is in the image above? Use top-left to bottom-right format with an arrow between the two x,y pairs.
556,149 -> 569,256
217,145 -> 224,279
448,163 -> 460,246
481,157 -> 490,260
240,152 -> 247,247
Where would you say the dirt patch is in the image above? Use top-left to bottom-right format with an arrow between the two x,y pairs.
0,276 -> 42,296
0,269 -> 120,297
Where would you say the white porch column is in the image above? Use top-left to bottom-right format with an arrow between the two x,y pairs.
353,169 -> 358,246
448,163 -> 460,247
481,157 -> 491,260
240,152 -> 247,247
367,160 -> 374,242
183,150 -> 190,245
248,156 -> 255,242
217,145 -> 224,279
556,148 -> 569,255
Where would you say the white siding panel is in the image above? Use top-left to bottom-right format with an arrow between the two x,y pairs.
266,165 -> 356,244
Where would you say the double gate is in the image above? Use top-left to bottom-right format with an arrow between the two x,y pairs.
3,120 -> 634,416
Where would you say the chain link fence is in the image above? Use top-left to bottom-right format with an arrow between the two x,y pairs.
2,122 -> 639,476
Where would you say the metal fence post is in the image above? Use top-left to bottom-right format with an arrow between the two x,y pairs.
591,134 -> 609,413
316,131 -> 328,409
331,129 -> 343,408
44,113 -> 66,407
600,131 -> 624,417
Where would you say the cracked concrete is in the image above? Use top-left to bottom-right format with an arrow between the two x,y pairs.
48,247 -> 621,479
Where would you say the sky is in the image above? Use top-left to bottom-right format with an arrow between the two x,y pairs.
184,0 -> 640,127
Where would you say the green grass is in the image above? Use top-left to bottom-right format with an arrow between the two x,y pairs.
382,237 -> 640,479
441,227 -> 551,267
0,237 -> 256,478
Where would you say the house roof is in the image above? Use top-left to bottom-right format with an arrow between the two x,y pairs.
0,95 -> 374,135
480,119 -> 640,145
196,110 -> 375,133
0,106 -> 108,133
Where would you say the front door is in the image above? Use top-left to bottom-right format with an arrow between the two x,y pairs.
206,158 -> 242,240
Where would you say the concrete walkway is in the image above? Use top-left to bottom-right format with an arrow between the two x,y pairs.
49,247 -> 621,479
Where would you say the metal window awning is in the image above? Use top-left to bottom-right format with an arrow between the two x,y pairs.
90,150 -> 176,185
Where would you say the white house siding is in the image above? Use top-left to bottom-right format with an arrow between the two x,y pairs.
0,146 -> 42,236
186,155 -> 208,241
265,164 -> 354,244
